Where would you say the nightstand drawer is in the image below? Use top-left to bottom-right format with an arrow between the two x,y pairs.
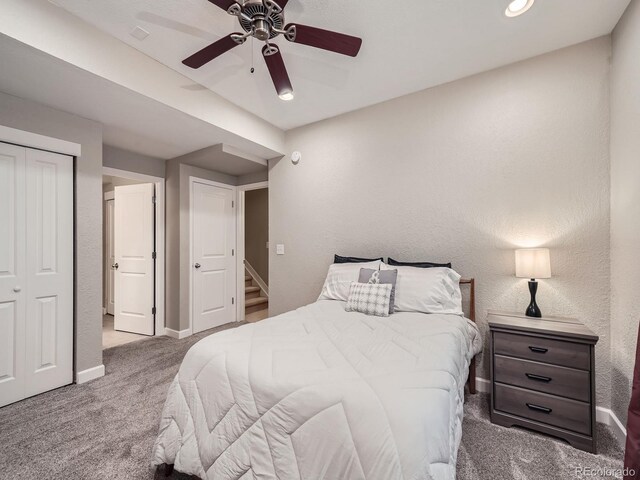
494,355 -> 590,402
494,383 -> 591,435
493,331 -> 590,370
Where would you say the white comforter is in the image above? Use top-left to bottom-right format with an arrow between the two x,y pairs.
152,300 -> 482,480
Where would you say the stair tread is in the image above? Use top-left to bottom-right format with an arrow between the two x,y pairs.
245,297 -> 268,307
245,286 -> 260,293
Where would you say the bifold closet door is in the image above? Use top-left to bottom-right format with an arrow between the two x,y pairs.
0,142 -> 73,408
0,143 -> 27,407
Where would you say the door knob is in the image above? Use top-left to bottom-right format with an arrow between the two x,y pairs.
13,286 -> 21,293
194,263 -> 201,269
112,263 -> 119,270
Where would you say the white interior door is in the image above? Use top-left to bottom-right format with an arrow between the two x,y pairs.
0,143 -> 73,407
105,199 -> 115,316
24,148 -> 73,398
114,183 -> 155,335
0,143 -> 26,407
192,181 -> 236,333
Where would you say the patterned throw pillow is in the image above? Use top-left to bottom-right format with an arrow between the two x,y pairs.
359,268 -> 397,314
345,282 -> 392,317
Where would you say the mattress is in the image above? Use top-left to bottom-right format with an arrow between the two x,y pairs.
152,300 -> 482,480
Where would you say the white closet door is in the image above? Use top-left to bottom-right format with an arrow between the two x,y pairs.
24,148 -> 73,398
114,183 -> 155,336
0,143 -> 26,407
0,143 -> 73,407
192,181 -> 236,333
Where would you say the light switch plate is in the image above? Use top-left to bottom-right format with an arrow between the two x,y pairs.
276,244 -> 285,255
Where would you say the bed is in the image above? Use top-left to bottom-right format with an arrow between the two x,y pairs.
152,279 -> 481,480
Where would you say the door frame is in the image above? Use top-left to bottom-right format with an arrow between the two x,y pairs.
103,192 -> 115,315
102,167 -> 165,337
236,181 -> 268,322
189,176 -> 238,334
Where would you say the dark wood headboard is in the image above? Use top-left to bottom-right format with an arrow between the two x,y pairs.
460,278 -> 477,394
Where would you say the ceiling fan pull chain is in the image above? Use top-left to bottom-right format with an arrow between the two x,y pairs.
250,36 -> 255,74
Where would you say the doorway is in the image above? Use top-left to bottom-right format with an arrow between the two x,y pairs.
237,182 -> 269,323
102,168 -> 165,349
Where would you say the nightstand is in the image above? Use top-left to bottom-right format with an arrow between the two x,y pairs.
488,311 -> 599,453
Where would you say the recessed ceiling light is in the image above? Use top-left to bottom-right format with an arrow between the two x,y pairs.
505,0 -> 535,17
278,91 -> 294,101
130,26 -> 150,41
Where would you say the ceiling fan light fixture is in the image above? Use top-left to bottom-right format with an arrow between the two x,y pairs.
505,0 -> 535,17
185,0 -> 362,98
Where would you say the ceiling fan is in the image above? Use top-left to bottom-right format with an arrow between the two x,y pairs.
182,0 -> 363,101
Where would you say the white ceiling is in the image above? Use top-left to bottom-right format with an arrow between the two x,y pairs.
52,0 -> 630,130
0,33 -> 278,159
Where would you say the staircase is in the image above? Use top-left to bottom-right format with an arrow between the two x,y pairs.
245,272 -> 268,315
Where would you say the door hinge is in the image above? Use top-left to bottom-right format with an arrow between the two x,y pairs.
152,307 -> 156,315
232,201 -> 235,208
232,249 -> 235,256
152,196 -> 157,204
232,297 -> 235,305
152,251 -> 157,259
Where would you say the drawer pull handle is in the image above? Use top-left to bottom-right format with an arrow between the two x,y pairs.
526,403 -> 552,414
525,373 -> 552,383
528,346 -> 548,354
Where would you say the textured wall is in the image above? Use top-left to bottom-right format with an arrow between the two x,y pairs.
0,91 -> 103,374
245,188 -> 269,284
103,145 -> 166,178
270,38 -> 612,406
611,0 -> 640,426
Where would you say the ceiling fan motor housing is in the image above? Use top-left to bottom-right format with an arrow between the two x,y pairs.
239,0 -> 285,40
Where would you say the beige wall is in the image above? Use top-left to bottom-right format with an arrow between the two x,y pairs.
611,0 -> 640,426
270,38 -> 612,406
245,188 -> 269,284
0,91 -> 103,374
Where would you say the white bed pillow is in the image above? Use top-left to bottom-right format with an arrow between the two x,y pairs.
381,264 -> 463,315
318,260 -> 382,301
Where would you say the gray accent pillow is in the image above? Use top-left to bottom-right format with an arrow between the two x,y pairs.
359,268 -> 398,314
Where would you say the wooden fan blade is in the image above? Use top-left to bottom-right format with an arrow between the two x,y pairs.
208,0 -> 238,11
262,45 -> 293,98
182,34 -> 242,68
285,23 -> 362,57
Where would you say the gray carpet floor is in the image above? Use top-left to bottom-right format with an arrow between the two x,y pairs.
0,323 -> 625,480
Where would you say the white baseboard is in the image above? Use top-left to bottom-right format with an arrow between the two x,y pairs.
76,364 -> 105,384
165,327 -> 192,339
476,377 -> 491,393
596,406 -> 627,446
474,377 -> 627,444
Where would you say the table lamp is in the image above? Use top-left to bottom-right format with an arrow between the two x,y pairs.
515,248 -> 551,318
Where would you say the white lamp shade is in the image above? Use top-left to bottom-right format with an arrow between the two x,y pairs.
515,248 -> 551,279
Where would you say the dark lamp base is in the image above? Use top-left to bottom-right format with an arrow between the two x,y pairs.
526,279 -> 542,318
